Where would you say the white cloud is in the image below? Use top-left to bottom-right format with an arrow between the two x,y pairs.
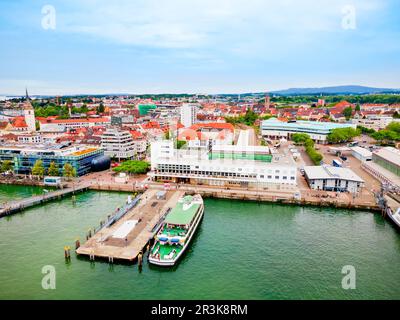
60,0 -> 384,49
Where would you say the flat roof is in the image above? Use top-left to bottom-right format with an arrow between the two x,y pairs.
211,145 -> 270,154
304,165 -> 364,183
351,146 -> 372,157
373,147 -> 400,168
261,118 -> 355,132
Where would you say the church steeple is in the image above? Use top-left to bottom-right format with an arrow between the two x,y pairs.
23,87 -> 36,132
25,88 -> 30,101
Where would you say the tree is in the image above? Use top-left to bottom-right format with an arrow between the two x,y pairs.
0,160 -> 13,173
48,161 -> 60,176
97,103 -> 105,114
32,160 -> 45,178
343,107 -> 353,120
327,128 -> 360,144
355,104 -> 361,112
386,122 -> 400,133
393,111 -> 400,119
292,133 -> 311,145
63,163 -> 77,179
113,160 -> 150,175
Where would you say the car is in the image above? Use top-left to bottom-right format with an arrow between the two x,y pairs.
299,168 -> 305,176
340,156 -> 347,161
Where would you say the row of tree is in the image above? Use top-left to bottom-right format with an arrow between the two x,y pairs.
327,127 -> 360,144
0,160 -> 76,178
291,133 -> 323,165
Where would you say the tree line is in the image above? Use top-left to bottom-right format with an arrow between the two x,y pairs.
0,160 -> 76,178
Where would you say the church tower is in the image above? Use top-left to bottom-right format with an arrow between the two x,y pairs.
24,89 -> 36,132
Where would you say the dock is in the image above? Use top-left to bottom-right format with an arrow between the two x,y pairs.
0,182 -> 90,217
76,189 -> 185,262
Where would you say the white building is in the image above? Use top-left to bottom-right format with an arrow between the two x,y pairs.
24,94 -> 36,132
352,115 -> 399,131
180,103 -> 198,128
101,128 -> 137,160
150,140 -> 297,189
350,146 -> 372,162
304,165 -> 364,193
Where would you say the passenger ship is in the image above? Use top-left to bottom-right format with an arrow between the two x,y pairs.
148,194 -> 204,266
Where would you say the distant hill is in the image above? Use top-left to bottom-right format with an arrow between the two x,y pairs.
270,85 -> 400,96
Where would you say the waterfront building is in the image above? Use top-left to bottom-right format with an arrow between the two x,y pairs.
150,140 -> 297,189
180,103 -> 199,128
260,118 -> 356,144
303,165 -> 364,193
101,128 -> 137,160
0,143 -> 105,176
362,147 -> 400,191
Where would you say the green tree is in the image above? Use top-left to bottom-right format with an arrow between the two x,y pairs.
32,160 -> 45,178
113,160 -> 150,174
63,163 -> 77,179
343,107 -> 353,120
327,128 -> 360,144
355,104 -> 361,112
0,160 -> 13,173
97,103 -> 105,114
47,161 -> 60,176
386,122 -> 400,133
292,133 -> 311,145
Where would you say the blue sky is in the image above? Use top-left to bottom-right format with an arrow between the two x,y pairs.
0,0 -> 399,95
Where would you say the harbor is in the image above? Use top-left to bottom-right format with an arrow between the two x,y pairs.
0,185 -> 400,300
76,189 -> 185,262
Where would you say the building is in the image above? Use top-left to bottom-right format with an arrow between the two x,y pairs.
101,128 -> 142,160
372,147 -> 400,176
150,140 -> 297,189
352,115 -> 398,131
350,146 -> 372,162
137,103 -> 157,116
0,143 -> 105,176
39,117 -> 110,132
304,165 -> 364,193
180,103 -> 198,128
361,147 -> 400,191
23,90 -> 36,132
261,118 -> 356,144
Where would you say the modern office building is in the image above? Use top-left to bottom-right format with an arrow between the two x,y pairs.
261,118 -> 356,144
150,140 -> 297,189
101,128 -> 137,160
180,103 -> 198,128
0,143 -> 105,176
304,165 -> 364,193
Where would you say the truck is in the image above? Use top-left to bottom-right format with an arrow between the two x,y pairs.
332,159 -> 343,167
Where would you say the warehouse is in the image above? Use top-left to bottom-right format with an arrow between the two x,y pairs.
351,146 -> 372,162
304,165 -> 364,193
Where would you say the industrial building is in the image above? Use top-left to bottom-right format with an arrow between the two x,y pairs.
304,165 -> 364,193
261,118 -> 356,144
350,146 -> 372,162
362,147 -> 400,191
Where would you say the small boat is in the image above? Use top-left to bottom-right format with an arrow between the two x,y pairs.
148,194 -> 204,266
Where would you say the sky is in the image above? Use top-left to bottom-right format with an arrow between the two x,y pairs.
0,0 -> 399,95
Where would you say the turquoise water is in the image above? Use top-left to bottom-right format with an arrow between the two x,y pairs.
0,185 -> 400,300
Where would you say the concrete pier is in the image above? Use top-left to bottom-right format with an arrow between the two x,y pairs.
76,189 -> 185,262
